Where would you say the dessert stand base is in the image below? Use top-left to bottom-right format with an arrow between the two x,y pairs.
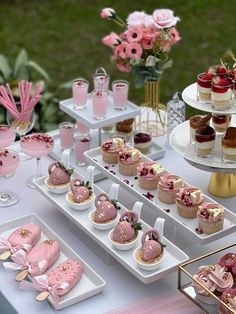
0,191 -> 20,207
208,173 -> 236,198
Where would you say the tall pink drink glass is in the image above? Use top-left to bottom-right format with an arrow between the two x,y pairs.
59,122 -> 75,150
76,120 -> 89,136
72,79 -> 89,109
112,80 -> 129,110
92,90 -> 108,120
74,135 -> 90,166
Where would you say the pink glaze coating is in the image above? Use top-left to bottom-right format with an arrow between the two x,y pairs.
197,202 -> 224,222
219,288 -> 236,314
176,186 -> 203,206
137,162 -> 164,179
20,133 -> 54,157
48,161 -> 71,186
102,138 -> 124,152
70,179 -> 89,203
112,211 -> 138,243
94,193 -> 117,223
48,259 -> 83,296
141,229 -> 161,262
118,148 -> 141,164
158,174 -> 183,192
27,240 -> 60,277
7,224 -> 41,251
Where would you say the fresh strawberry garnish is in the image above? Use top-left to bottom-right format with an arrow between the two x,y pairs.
201,72 -> 213,81
212,76 -> 232,86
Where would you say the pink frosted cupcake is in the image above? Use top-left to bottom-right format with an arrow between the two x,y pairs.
137,161 -> 165,190
101,138 -> 124,164
197,202 -> 224,234
219,288 -> 236,314
193,264 -> 233,305
158,174 -> 184,204
118,148 -> 141,176
176,186 -> 203,218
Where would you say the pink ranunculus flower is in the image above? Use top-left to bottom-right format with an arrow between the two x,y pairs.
127,11 -> 155,28
141,38 -> 153,49
153,9 -> 180,29
126,27 -> 143,43
116,61 -> 132,72
100,8 -> 115,19
102,32 -> 120,48
169,27 -> 181,44
114,42 -> 128,60
126,43 -> 143,60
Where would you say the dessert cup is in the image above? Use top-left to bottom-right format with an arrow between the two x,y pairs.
133,131 -> 152,154
112,80 -> 129,110
197,72 -> 213,103
212,114 -> 231,133
195,126 -> 215,158
58,122 -> 75,150
189,115 -> 211,143
0,125 -> 15,148
211,77 -> 233,110
222,127 -> 236,162
72,78 -> 88,109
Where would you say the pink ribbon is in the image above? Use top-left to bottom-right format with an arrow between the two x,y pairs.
3,249 -> 47,275
0,236 -> 32,254
19,275 -> 69,304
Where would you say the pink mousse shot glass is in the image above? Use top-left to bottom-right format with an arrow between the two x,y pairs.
0,125 -> 15,148
59,122 -> 75,150
112,80 -> 129,110
76,120 -> 90,136
74,135 -> 90,166
72,78 -> 89,109
92,90 -> 108,120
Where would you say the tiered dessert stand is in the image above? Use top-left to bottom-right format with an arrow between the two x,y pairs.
170,82 -> 236,198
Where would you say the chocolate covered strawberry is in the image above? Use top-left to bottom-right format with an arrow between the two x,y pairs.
48,161 -> 73,186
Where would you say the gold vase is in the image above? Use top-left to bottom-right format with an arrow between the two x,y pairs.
135,80 -> 167,137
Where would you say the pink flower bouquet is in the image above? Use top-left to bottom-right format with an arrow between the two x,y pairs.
100,8 -> 180,87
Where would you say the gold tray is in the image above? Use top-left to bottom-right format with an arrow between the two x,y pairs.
178,243 -> 236,314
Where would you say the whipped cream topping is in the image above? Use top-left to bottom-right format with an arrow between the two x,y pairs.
137,161 -> 164,178
102,138 -> 124,152
176,186 -> 203,206
158,174 -> 183,192
119,148 -> 141,164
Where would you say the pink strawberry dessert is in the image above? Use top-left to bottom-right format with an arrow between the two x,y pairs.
0,224 -> 41,260
197,72 -> 214,102
211,76 -> 233,110
46,161 -> 73,194
3,239 -> 60,281
66,178 -> 93,210
137,161 -> 165,190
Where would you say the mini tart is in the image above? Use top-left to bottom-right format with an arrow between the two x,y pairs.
101,138 -> 124,164
118,148 -> 141,176
197,202 -> 224,234
108,229 -> 138,251
176,186 -> 203,219
222,127 -> 236,162
133,247 -> 164,271
45,177 -> 70,194
158,174 -> 184,204
137,162 -> 165,190
66,191 -> 94,210
88,211 -> 119,231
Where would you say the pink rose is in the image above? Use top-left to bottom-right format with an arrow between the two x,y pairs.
153,9 -> 180,29
102,32 -> 120,48
114,42 -> 128,59
169,28 -> 181,44
127,11 -> 155,28
126,27 -> 143,43
100,8 -> 115,19
141,38 -> 154,49
116,61 -> 132,73
126,43 -> 143,60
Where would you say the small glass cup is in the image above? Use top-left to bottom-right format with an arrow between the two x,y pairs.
59,122 -> 75,150
92,90 -> 108,120
72,78 -> 89,109
74,135 -> 90,166
197,73 -> 212,103
93,68 -> 110,92
76,120 -> 90,136
212,114 -> 231,134
0,125 -> 15,148
222,129 -> 236,163
133,130 -> 152,154
211,81 -> 233,110
189,115 -> 210,144
112,80 -> 129,110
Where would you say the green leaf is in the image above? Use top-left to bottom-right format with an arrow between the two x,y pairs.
0,54 -> 12,80
16,65 -> 29,82
13,49 -> 28,78
133,223 -> 142,231
43,103 -> 58,120
27,60 -> 50,82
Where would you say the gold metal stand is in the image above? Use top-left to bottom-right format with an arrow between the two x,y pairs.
208,173 -> 236,198
135,81 -> 167,137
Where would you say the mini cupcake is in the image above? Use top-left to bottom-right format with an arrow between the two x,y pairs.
108,211 -> 142,250
133,229 -> 165,271
193,264 -> 233,305
219,288 -> 236,314
137,161 -> 165,190
101,138 -> 124,164
158,174 -> 184,204
66,178 -> 93,210
45,161 -> 73,194
197,202 -> 224,234
176,186 -> 203,218
89,193 -> 120,230
118,148 -> 141,176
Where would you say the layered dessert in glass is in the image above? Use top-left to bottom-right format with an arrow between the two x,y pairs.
189,115 -> 211,143
222,127 -> 236,162
212,114 -> 231,133
195,126 -> 216,157
133,131 -> 152,154
211,76 -> 233,110
197,72 -> 213,103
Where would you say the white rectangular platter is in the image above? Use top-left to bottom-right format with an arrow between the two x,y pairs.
84,147 -> 236,244
33,174 -> 189,284
0,214 -> 106,310
59,93 -> 140,129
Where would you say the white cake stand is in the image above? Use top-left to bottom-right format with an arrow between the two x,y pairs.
170,83 -> 236,198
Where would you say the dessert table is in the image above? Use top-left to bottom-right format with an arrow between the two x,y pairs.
1,135 -> 235,314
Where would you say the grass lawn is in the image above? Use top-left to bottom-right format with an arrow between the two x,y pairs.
0,0 -> 236,127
